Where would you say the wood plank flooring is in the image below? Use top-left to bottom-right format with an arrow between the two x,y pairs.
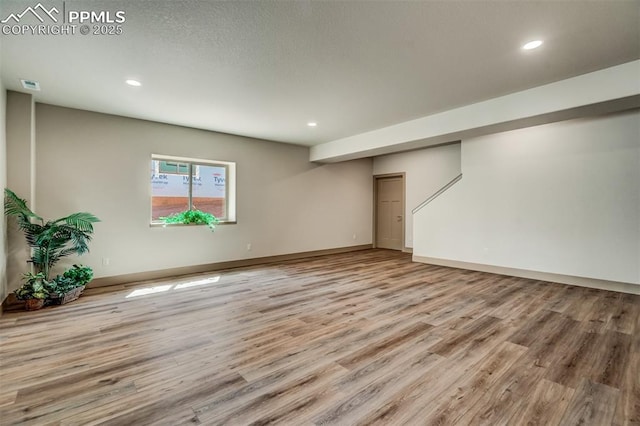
0,249 -> 638,425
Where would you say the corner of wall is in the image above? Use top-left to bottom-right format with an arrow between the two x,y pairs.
5,91 -> 36,297
0,42 -> 7,306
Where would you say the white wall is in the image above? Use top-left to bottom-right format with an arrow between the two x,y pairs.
373,143 -> 461,248
35,104 -> 373,279
414,110 -> 640,285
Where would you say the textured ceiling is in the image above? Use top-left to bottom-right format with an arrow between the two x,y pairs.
1,0 -> 639,146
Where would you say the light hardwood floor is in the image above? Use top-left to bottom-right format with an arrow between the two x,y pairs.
0,249 -> 638,425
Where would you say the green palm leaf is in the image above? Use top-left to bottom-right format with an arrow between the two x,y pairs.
4,189 -> 42,222
4,189 -> 99,279
55,212 -> 100,232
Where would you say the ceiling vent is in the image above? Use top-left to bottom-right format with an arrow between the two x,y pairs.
20,79 -> 41,91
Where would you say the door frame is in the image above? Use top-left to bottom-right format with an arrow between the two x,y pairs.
373,173 -> 406,250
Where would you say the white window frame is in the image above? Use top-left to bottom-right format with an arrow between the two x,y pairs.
151,154 -> 237,225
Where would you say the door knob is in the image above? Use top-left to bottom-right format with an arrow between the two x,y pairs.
397,216 -> 402,221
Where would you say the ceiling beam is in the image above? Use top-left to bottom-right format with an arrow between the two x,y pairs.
310,60 -> 640,163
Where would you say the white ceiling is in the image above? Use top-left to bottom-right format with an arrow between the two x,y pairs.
1,0 -> 639,147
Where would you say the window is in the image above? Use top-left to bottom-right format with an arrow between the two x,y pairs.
158,161 -> 189,175
150,155 -> 236,224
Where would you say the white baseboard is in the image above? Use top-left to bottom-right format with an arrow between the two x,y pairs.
413,255 -> 640,295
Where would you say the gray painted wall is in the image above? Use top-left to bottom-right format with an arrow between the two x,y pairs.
30,104 -> 373,281
0,49 -> 6,303
5,92 -> 35,295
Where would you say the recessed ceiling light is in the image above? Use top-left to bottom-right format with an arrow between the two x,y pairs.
307,122 -> 317,127
20,79 -> 40,91
126,79 -> 142,87
522,40 -> 543,50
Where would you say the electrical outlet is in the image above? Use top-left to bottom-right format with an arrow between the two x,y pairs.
352,233 -> 357,240
247,243 -> 252,251
102,257 -> 110,266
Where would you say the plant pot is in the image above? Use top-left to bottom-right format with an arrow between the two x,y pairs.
48,285 -> 86,305
24,298 -> 45,311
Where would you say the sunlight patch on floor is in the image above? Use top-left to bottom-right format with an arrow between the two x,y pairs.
125,276 -> 221,298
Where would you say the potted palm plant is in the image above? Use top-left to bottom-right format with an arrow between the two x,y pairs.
4,189 -> 100,309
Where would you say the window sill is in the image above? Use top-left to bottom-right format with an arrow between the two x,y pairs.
150,221 -> 236,228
